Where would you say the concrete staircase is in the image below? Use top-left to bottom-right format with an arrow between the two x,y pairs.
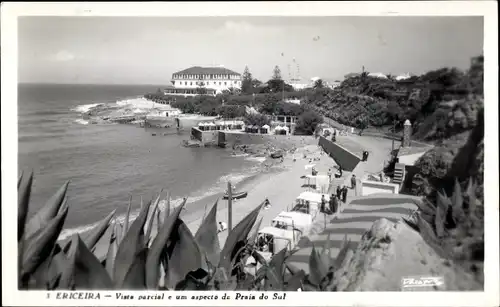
393,163 -> 405,185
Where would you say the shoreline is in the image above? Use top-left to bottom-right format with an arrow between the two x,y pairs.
90,136 -> 329,259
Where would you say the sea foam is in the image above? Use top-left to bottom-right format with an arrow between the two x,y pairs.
71,103 -> 102,113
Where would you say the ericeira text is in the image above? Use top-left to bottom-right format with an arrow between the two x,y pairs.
17,16 -> 484,294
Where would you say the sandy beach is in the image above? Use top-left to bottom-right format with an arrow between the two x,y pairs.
90,135 -> 338,260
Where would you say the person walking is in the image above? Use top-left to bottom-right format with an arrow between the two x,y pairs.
341,185 -> 348,203
351,174 -> 357,190
218,221 -> 228,233
320,194 -> 326,213
336,185 -> 342,199
327,168 -> 333,183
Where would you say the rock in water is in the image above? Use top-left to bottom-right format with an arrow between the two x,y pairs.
328,218 -> 483,291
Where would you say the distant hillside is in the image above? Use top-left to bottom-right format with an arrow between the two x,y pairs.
306,55 -> 484,142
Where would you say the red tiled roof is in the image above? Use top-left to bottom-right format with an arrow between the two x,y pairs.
173,66 -> 241,76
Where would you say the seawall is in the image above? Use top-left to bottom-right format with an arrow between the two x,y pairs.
318,136 -> 361,172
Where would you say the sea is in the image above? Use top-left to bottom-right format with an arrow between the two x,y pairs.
18,84 -> 267,239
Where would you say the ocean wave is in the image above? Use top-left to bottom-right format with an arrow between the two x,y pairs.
74,119 -> 89,125
58,169 -> 258,241
245,156 -> 267,163
230,153 -> 250,158
71,103 -> 102,113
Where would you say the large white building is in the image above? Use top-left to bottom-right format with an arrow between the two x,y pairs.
163,66 -> 242,97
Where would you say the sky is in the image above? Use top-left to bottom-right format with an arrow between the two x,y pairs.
18,16 -> 484,85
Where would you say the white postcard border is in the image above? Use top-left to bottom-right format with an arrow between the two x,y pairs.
1,1 -> 498,306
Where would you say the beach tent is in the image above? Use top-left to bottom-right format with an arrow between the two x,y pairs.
260,124 -> 270,134
304,164 -> 316,170
272,211 -> 312,233
296,191 -> 330,205
275,126 -> 286,135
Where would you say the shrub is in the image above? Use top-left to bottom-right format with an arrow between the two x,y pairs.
295,110 -> 323,136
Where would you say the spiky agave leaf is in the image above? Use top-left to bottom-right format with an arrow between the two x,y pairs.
285,269 -> 305,291
24,181 -> 70,239
45,245 -> 69,290
435,191 -> 450,238
18,170 -> 24,189
219,201 -> 264,272
164,191 -> 171,219
308,245 -> 327,286
123,195 -> 132,234
165,219 -> 204,289
194,200 -> 220,265
156,207 -> 161,234
59,234 -> 113,290
451,178 -> 465,223
145,199 -> 185,289
466,177 -> 477,216
113,200 -> 151,288
145,192 -> 163,246
416,213 -> 439,245
248,216 -> 263,245
263,247 -> 287,290
29,243 -> 62,289
20,200 -> 68,285
83,209 -> 116,251
18,170 -> 34,241
121,248 -> 148,289
334,235 -> 351,269
105,221 -> 118,276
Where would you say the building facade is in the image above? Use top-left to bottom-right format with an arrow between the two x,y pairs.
164,66 -> 242,97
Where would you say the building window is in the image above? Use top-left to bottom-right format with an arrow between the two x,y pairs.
224,82 -> 227,85
219,82 -> 221,85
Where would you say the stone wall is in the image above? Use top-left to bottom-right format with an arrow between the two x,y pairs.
318,136 -> 361,172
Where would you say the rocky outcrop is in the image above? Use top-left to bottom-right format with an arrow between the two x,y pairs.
327,218 -> 482,291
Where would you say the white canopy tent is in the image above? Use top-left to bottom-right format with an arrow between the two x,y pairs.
273,211 -> 312,233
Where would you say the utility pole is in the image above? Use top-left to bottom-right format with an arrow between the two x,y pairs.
391,119 -> 396,151
227,182 -> 233,231
282,81 -> 285,102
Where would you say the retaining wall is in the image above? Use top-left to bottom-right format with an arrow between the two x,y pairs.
318,136 -> 361,172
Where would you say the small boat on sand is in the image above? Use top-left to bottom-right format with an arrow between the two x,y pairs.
223,191 -> 248,200
270,151 -> 283,159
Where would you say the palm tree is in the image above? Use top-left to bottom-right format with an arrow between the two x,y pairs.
313,79 -> 325,90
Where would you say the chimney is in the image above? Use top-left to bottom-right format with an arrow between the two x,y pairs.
402,119 -> 412,147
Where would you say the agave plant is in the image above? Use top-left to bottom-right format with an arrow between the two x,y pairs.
18,172 -> 358,291
403,177 -> 482,261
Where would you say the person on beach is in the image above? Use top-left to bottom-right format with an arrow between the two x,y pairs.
328,194 -> 335,214
218,221 -> 228,233
330,194 -> 338,214
341,186 -> 348,203
320,194 -> 326,213
336,185 -> 342,199
327,168 -> 332,183
264,198 -> 271,209
351,174 -> 357,189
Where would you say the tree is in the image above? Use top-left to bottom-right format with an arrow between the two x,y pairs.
313,79 -> 325,89
295,110 -> 323,135
196,77 -> 207,95
272,65 -> 282,80
241,66 -> 254,94
243,113 -> 271,127
355,115 -> 369,136
259,94 -> 280,115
